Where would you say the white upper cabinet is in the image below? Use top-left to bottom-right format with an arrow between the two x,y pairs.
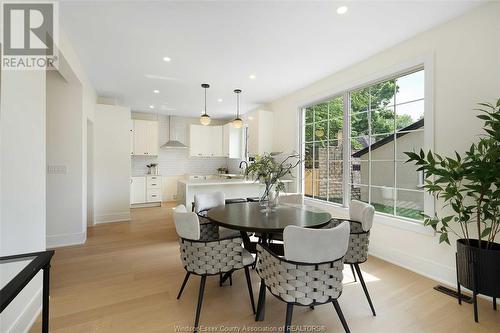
245,109 -> 274,156
147,121 -> 159,155
222,124 -> 243,159
189,124 -> 226,157
132,120 -> 159,156
190,124 -> 210,157
210,126 -> 223,157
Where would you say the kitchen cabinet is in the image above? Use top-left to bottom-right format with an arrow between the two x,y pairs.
130,175 -> 162,206
132,120 -> 158,156
222,124 -> 243,159
130,176 -> 146,204
244,109 -> 274,156
189,125 -> 224,157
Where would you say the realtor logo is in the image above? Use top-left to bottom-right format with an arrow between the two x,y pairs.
1,2 -> 59,70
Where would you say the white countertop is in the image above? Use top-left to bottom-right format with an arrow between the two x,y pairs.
178,178 -> 293,186
178,178 -> 261,186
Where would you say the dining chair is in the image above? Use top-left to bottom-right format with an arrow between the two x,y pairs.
194,192 -> 241,239
329,200 -> 376,316
256,221 -> 352,333
277,193 -> 304,205
172,205 -> 256,332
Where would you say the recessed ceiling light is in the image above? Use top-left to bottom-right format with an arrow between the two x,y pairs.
153,89 -> 160,94
336,6 -> 348,15
249,74 -> 256,80
217,98 -> 223,102
149,105 -> 155,109
163,56 -> 171,62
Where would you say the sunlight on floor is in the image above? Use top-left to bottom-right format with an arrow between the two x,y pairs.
343,265 -> 380,282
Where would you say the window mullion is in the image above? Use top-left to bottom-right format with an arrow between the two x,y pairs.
326,103 -> 330,202
342,92 -> 350,207
368,87 -> 372,204
393,80 -> 398,216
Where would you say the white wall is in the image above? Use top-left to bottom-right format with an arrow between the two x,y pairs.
94,104 -> 131,223
57,30 -> 97,241
46,68 -> 86,248
0,70 -> 47,332
268,3 -> 500,286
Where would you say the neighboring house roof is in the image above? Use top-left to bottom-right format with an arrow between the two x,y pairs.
351,118 -> 424,158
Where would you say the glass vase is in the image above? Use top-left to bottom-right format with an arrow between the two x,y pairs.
259,183 -> 278,213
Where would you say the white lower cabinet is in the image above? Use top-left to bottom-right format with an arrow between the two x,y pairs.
130,177 -> 146,204
130,175 -> 162,206
147,188 -> 161,202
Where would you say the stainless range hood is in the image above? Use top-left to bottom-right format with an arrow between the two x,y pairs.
161,116 -> 188,149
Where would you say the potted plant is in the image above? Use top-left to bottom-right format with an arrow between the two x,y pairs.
245,152 -> 300,212
146,163 -> 158,175
405,99 -> 500,322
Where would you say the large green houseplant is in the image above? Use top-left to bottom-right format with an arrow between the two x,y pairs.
405,99 -> 500,322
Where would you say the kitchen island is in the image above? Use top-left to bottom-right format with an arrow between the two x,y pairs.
177,178 -> 292,208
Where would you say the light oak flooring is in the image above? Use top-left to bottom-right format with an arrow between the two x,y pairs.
31,203 -> 499,332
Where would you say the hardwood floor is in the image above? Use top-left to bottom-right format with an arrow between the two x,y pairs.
31,203 -> 499,332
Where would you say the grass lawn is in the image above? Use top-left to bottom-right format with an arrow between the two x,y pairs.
372,203 -> 424,221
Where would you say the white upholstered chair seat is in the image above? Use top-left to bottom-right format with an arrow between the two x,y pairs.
242,249 -> 254,266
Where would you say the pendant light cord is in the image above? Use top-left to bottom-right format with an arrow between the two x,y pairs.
237,92 -> 240,117
204,87 -> 207,115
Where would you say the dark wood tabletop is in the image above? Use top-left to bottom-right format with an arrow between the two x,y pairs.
207,202 -> 332,233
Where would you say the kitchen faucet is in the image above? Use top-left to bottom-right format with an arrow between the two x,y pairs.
239,160 -> 248,173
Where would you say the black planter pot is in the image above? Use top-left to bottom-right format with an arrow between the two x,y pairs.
456,239 -> 500,322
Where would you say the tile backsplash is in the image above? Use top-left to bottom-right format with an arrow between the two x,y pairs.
131,152 -> 236,177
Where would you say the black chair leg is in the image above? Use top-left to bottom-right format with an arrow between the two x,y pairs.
332,299 -> 350,333
255,278 -> 266,321
493,297 -> 497,311
177,272 -> 191,300
229,273 -> 233,286
194,276 -> 207,332
354,264 -> 376,316
350,264 -> 357,282
309,305 -> 315,310
285,303 -> 294,333
244,266 -> 256,314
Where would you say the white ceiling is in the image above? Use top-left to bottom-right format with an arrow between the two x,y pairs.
60,1 -> 482,118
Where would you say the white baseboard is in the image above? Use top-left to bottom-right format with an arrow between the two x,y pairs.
6,287 -> 42,333
130,202 -> 161,208
94,211 -> 130,224
46,231 -> 86,248
369,243 -> 456,286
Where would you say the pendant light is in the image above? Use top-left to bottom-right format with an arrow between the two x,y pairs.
199,83 -> 211,125
232,89 -> 243,128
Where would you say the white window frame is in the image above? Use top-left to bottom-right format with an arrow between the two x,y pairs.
298,55 -> 435,228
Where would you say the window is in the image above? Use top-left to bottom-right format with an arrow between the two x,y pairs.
304,96 -> 344,204
301,68 -> 426,221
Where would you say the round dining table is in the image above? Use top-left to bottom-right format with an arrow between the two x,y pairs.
207,201 -> 332,321
207,201 -> 332,235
